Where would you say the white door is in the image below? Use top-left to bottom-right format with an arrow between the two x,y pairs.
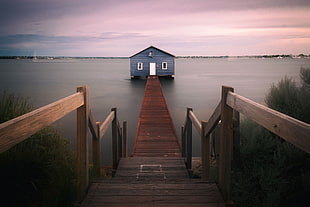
150,63 -> 156,75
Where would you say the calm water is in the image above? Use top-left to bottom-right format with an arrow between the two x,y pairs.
1,58 -> 310,163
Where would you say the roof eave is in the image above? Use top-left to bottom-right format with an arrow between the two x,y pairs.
130,46 -> 175,58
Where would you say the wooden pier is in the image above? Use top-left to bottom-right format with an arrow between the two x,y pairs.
132,76 -> 180,157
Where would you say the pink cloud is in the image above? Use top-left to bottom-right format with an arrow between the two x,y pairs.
1,0 -> 310,56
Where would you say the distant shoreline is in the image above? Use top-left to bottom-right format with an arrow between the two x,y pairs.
0,54 -> 309,60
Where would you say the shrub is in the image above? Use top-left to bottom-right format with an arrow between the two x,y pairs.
0,91 -> 76,207
233,120 -> 310,207
265,70 -> 310,124
233,68 -> 310,207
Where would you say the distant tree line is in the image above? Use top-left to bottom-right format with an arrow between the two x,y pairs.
0,54 -> 309,59
177,54 -> 310,59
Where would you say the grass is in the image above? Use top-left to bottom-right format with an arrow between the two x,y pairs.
0,91 -> 76,207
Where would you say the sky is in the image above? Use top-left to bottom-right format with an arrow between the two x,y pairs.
0,0 -> 310,57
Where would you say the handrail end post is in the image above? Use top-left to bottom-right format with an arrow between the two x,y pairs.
111,107 -> 118,171
76,85 -> 89,201
219,85 -> 234,201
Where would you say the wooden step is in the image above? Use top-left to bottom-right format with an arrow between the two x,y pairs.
80,157 -> 226,207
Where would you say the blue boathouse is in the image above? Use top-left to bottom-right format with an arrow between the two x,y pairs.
130,46 -> 175,79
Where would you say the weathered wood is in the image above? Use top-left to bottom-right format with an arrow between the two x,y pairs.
204,101 -> 221,137
92,122 -> 101,177
226,91 -> 310,154
99,111 -> 114,139
112,107 -> 118,170
218,86 -> 234,202
122,120 -> 128,158
88,109 -> 98,140
189,110 -> 201,136
233,110 -> 240,168
132,76 -> 181,157
181,125 -> 186,157
81,157 -> 225,207
76,86 -> 89,201
0,92 -> 84,153
186,107 -> 193,169
201,120 -> 210,179
117,122 -> 123,161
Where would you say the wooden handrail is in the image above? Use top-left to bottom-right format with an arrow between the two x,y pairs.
0,86 -> 127,202
88,109 -> 98,140
189,110 -> 201,136
0,92 -> 84,153
182,85 -> 310,203
90,108 -> 127,177
226,91 -> 310,153
203,101 -> 221,137
98,111 -> 115,138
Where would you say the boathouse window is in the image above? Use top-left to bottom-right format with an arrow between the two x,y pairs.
148,51 -> 153,57
137,62 -> 143,70
162,62 -> 168,70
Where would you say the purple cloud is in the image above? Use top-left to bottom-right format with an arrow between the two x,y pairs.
0,0 -> 309,56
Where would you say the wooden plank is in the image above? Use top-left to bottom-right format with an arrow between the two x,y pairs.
226,91 -> 310,154
99,111 -> 115,139
181,125 -> 186,157
132,76 -> 181,157
80,157 -> 226,207
201,121 -> 210,179
203,101 -> 221,137
0,91 -> 84,153
218,86 -> 233,202
186,108 -> 193,169
76,86 -> 89,201
111,108 -> 118,170
189,110 -> 201,136
122,120 -> 128,157
92,122 -> 101,177
88,109 -> 98,140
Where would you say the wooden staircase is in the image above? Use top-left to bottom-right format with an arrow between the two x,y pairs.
80,77 -> 226,206
80,157 -> 226,207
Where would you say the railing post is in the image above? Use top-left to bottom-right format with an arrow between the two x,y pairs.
118,124 -> 122,161
219,86 -> 234,201
111,107 -> 118,172
181,125 -> 186,157
186,107 -> 193,169
233,110 -> 240,168
92,122 -> 101,177
201,120 -> 209,179
76,85 -> 89,201
122,120 -> 128,158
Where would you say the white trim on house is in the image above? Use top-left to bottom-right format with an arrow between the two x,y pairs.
137,62 -> 143,70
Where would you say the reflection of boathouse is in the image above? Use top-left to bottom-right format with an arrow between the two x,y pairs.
130,46 -> 175,78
